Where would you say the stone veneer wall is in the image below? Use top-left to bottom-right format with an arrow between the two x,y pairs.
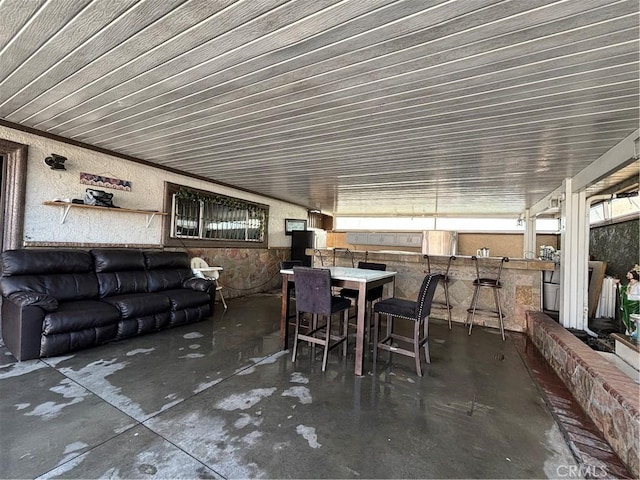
186,247 -> 290,299
527,311 -> 640,477
590,218 -> 639,281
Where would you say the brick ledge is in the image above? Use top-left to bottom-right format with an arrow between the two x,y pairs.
527,311 -> 640,478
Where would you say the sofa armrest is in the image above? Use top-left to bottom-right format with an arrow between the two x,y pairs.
7,292 -> 59,312
1,299 -> 46,361
182,277 -> 214,294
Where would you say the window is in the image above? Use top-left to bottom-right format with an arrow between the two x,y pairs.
590,194 -> 639,226
335,216 -> 560,233
165,183 -> 268,247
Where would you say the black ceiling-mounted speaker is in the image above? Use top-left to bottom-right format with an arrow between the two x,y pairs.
45,154 -> 67,170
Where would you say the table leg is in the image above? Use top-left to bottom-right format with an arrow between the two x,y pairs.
354,282 -> 368,376
280,275 -> 290,350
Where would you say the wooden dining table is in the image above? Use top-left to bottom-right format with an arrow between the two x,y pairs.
280,265 -> 397,376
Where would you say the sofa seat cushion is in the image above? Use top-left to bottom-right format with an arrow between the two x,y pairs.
162,289 -> 211,311
102,293 -> 171,319
43,300 -> 121,335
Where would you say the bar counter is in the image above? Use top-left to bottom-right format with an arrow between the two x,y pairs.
308,249 -> 555,333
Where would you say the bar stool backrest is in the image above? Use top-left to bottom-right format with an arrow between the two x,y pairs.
358,261 -> 385,270
280,260 -> 302,270
332,248 -> 354,267
293,266 -> 333,316
472,256 -> 509,284
423,255 -> 456,279
358,261 -> 386,300
416,273 -> 443,320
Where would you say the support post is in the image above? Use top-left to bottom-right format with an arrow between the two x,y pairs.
559,178 -> 588,331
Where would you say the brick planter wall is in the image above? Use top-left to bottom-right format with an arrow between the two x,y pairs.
527,311 -> 640,478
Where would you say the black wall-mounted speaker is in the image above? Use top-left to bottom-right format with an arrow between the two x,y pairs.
45,154 -> 67,170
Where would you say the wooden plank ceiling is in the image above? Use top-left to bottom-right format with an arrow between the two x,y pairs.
0,0 -> 638,216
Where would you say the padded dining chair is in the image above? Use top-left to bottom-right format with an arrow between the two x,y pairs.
373,273 -> 442,376
292,266 -> 351,371
190,257 -> 227,309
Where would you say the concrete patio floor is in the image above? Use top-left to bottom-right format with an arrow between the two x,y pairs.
1,293 -> 584,479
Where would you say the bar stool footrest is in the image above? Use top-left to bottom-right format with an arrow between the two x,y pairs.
378,334 -> 425,358
433,300 -> 453,309
466,307 -> 505,318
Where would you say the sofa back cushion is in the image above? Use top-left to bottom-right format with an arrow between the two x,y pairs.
91,249 -> 148,297
0,249 -> 99,301
144,252 -> 194,292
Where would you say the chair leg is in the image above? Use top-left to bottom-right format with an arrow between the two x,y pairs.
292,311 -> 301,362
373,312 -> 380,365
466,285 -> 479,326
443,281 -> 452,330
414,321 -> 422,376
386,316 -> 394,362
365,300 -> 372,344
321,314 -> 331,372
494,288 -> 505,341
342,309 -> 349,356
468,285 -> 480,335
216,280 -> 228,309
423,316 -> 431,364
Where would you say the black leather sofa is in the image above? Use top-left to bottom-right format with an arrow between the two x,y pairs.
0,249 -> 215,361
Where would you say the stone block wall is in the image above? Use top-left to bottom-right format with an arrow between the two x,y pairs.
186,247 -> 290,299
590,218 -> 639,281
527,311 -> 640,477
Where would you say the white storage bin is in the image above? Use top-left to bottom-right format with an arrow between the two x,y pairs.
543,283 -> 560,311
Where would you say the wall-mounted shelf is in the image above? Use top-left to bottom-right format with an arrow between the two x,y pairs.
43,201 -> 168,227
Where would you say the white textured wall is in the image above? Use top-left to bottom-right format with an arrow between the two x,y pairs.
1,126 -> 307,247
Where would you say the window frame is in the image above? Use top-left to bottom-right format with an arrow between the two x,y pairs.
162,182 -> 268,248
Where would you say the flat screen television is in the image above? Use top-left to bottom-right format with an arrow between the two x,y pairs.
285,218 -> 307,235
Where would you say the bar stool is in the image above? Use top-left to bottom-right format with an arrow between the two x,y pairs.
292,266 -> 351,371
466,256 -> 509,340
373,273 -> 442,376
423,255 -> 456,329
